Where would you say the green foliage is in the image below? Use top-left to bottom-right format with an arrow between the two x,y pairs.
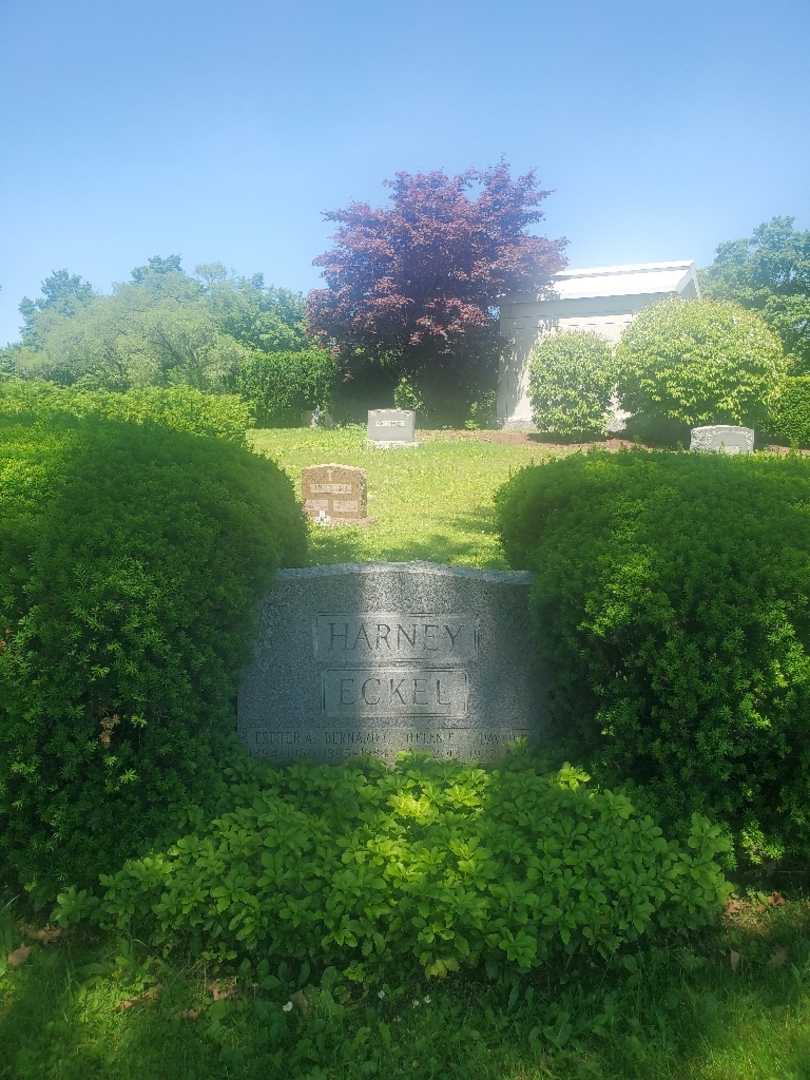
615,298 -> 789,431
767,375 -> 810,447
701,216 -> 810,373
0,380 -> 251,445
58,757 -> 730,983
495,451 -> 810,864
19,269 -> 95,347
238,348 -> 336,426
0,412 -> 307,906
393,375 -> 425,415
528,331 -> 617,437
464,389 -> 498,430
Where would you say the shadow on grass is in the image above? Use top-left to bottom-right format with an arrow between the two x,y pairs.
2,892 -> 810,1079
309,505 -> 506,568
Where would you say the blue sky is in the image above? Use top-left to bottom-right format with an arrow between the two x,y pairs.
1,0 -> 808,345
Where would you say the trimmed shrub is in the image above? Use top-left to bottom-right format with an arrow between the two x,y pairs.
528,331 -> 617,438
0,412 -> 307,906
495,451 -> 810,864
0,379 -> 251,445
616,298 -> 789,431
238,348 -> 336,426
768,375 -> 810,447
58,757 -> 731,983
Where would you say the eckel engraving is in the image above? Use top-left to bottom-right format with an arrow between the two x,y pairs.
322,668 -> 468,718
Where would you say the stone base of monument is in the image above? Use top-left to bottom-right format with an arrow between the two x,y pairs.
367,439 -> 421,450
690,425 -> 755,454
238,561 -> 541,764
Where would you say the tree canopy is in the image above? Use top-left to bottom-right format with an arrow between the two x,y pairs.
701,216 -> 810,372
8,258 -> 309,392
307,162 -> 566,368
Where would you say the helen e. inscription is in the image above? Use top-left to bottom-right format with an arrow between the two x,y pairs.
238,562 -> 539,763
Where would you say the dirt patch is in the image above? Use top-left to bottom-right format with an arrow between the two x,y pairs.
418,429 -> 639,451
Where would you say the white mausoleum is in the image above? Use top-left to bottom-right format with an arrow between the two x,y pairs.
497,260 -> 700,429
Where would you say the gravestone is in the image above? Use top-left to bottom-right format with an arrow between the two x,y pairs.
367,408 -> 418,448
690,425 -> 754,455
238,561 -> 539,763
302,464 -> 367,523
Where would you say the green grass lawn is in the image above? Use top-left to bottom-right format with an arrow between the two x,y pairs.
251,426 -> 567,568
2,898 -> 810,1080
3,426 -> 810,1079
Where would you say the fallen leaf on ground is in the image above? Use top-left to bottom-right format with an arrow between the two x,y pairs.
179,1008 -> 202,1020
768,891 -> 786,907
724,897 -> 745,917
116,985 -> 161,1011
7,945 -> 32,968
729,950 -> 742,972
23,924 -> 62,944
208,978 -> 237,1001
291,990 -> 310,1014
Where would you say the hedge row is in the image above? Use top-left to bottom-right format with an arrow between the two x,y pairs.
0,412 -> 307,905
0,379 -> 251,444
496,450 -> 810,865
768,375 -> 810,447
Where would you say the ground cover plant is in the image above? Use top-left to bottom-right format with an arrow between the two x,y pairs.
496,450 -> 810,866
0,411 -> 306,906
56,757 -> 731,983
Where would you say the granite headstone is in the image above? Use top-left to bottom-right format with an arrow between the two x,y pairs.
367,409 -> 418,448
238,561 -> 539,763
690,425 -> 754,455
302,464 -> 368,523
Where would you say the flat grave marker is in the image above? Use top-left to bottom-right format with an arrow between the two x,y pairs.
690,425 -> 754,455
302,464 -> 368,524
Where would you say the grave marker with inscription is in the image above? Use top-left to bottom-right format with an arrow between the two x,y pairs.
301,464 -> 368,523
238,562 -> 539,763
690,425 -> 754,455
367,409 -> 418,448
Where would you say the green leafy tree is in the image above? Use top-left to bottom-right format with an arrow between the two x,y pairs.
616,298 -> 788,433
18,286 -> 250,391
702,216 -> 810,372
197,263 -> 309,353
19,269 -> 95,346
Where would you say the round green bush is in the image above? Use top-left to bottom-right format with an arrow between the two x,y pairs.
59,757 -> 731,983
767,375 -> 810,447
0,379 -> 251,444
238,348 -> 336,426
495,451 -> 810,865
0,412 -> 307,906
615,298 -> 788,430
528,331 -> 617,438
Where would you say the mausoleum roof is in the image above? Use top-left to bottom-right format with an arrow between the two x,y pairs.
543,260 -> 698,301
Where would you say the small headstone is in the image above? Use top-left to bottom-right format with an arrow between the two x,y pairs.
238,561 -> 541,764
690,425 -> 754,455
302,407 -> 334,429
367,409 -> 418,448
302,464 -> 367,524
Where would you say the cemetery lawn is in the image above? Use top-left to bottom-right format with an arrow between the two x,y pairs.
4,425 -> 810,1079
251,425 -> 573,568
2,896 -> 810,1080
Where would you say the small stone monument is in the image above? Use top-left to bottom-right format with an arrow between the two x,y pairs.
238,562 -> 540,764
690,425 -> 754,455
367,409 -> 418,448
302,464 -> 367,523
